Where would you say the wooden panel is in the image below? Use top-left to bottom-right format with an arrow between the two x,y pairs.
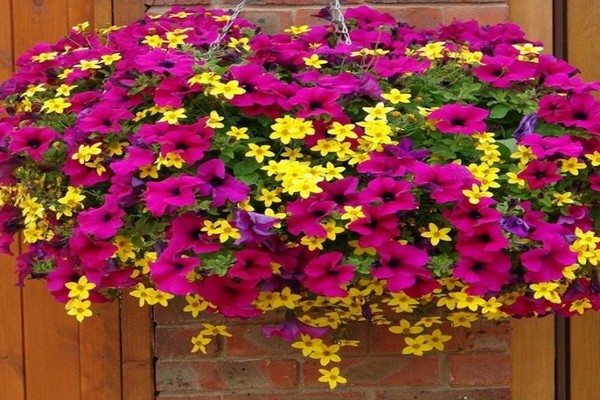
0,242 -> 25,400
570,312 -> 600,399
112,0 -> 145,26
567,3 -> 600,400
94,0 -> 113,30
508,0 -> 553,51
121,295 -> 154,400
12,0 -> 69,58
567,1 -> 600,81
510,317 -> 555,400
22,280 -> 81,400
0,0 -> 14,79
67,0 -> 95,29
79,303 -> 122,400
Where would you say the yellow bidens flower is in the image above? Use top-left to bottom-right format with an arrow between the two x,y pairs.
420,223 -> 452,246
381,88 -> 412,105
66,298 -> 93,322
530,282 -> 562,304
303,54 -> 327,69
318,367 -> 347,389
40,97 -> 71,114
65,276 -> 96,300
284,25 -> 310,35
209,80 -> 246,99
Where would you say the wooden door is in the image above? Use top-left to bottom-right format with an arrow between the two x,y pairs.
0,2 -> 153,400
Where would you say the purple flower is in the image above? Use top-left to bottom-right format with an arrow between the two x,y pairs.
501,216 -> 531,238
262,312 -> 328,342
234,210 -> 279,245
513,113 -> 538,141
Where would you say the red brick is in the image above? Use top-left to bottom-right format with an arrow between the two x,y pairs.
156,359 -> 298,391
376,388 -> 511,400
381,7 -> 443,29
294,8 -> 337,27
445,321 -> 510,352
303,355 -> 440,387
241,9 -> 293,34
447,353 -> 511,386
223,324 -> 297,356
442,5 -> 510,25
370,324 -> 407,354
155,325 -> 220,359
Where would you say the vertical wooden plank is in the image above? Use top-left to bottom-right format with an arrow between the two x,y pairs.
571,313 -> 600,399
12,0 -> 69,58
511,317 -> 555,400
508,0 -> 553,51
79,303 -> 122,400
567,0 -> 600,82
567,3 -> 600,399
67,0 -> 95,29
0,0 -> 14,79
94,0 -> 113,29
121,295 -> 154,400
0,242 -> 26,400
112,0 -> 145,26
22,280 -> 81,400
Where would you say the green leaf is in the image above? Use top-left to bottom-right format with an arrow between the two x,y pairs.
490,104 -> 510,119
233,159 -> 260,176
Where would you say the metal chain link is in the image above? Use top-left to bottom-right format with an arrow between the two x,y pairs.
330,0 -> 352,45
207,0 -> 248,54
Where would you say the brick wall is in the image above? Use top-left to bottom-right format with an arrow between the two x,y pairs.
149,1 -> 511,399
146,1 -> 509,34
155,300 -> 511,399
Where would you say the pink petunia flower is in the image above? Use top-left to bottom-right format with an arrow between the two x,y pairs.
303,251 -> 354,297
8,126 -> 56,161
144,175 -> 203,217
371,241 -> 429,292
427,103 -> 489,135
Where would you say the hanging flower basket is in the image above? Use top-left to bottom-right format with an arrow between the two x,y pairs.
2,4 -> 600,388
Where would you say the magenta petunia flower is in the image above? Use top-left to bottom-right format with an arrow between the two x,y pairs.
427,103 -> 489,135
303,251 -> 354,297
519,133 -> 583,158
521,237 -> 577,282
454,251 -> 512,295
144,175 -> 203,217
472,56 -> 537,88
76,105 -> 134,134
166,212 -> 222,254
161,125 -> 212,164
150,249 -> 199,295
358,177 -> 416,215
371,241 -> 429,292
288,87 -> 344,119
286,199 -> 336,237
412,162 -> 477,204
517,160 -> 562,190
197,275 -> 261,318
228,248 -> 273,283
443,197 -> 501,233
196,159 -> 249,207
8,126 -> 57,161
348,206 -> 400,248
69,231 -> 117,271
455,223 -> 510,256
76,195 -> 125,239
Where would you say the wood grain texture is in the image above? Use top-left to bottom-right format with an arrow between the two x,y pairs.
570,312 -> 600,400
67,0 -> 95,29
567,0 -> 600,81
12,0 -> 69,58
22,280 -> 81,400
510,317 -> 555,400
0,0 -> 14,79
0,241 -> 25,400
508,0 -> 553,51
567,8 -> 600,399
79,303 -> 122,400
121,295 -> 155,400
112,0 -> 146,26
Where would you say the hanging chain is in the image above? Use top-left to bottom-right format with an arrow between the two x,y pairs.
207,0 -> 248,54
330,0 -> 352,45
